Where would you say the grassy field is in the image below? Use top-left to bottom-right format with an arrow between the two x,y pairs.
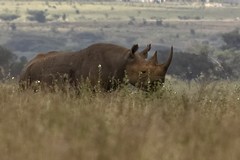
0,80 -> 240,160
0,2 -> 240,159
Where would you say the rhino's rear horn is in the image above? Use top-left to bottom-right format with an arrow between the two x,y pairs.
139,44 -> 151,59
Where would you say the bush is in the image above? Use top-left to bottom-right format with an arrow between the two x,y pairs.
217,50 -> 240,78
128,20 -> 134,25
0,45 -> 17,67
178,16 -> 202,20
10,56 -> 28,77
62,13 -> 66,21
10,23 -> 17,31
0,45 -> 18,79
156,19 -> 163,26
178,16 -> 188,20
221,28 -> 240,50
129,16 -> 135,21
0,14 -> 20,21
27,10 -> 46,23
104,13 -> 109,18
76,9 -> 80,14
190,29 -> 195,35
195,16 -> 201,20
142,18 -> 147,25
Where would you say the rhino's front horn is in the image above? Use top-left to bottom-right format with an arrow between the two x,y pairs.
149,51 -> 158,64
163,46 -> 173,71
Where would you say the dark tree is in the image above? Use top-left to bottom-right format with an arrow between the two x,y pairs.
62,13 -> 66,21
10,23 -> 17,31
27,10 -> 47,23
222,29 -> 240,50
10,56 -> 28,77
157,50 -> 232,80
0,45 -> 17,80
0,14 -> 20,21
0,45 -> 17,67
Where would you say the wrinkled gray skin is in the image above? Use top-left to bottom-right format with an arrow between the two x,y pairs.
19,43 -> 173,91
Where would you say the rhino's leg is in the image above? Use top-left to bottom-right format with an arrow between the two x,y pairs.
69,69 -> 77,88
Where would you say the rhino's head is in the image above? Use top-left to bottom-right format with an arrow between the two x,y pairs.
126,44 -> 173,91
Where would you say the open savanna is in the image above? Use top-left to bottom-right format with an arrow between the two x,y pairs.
0,80 -> 240,160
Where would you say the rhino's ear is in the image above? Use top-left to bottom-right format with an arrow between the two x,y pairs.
129,44 -> 139,58
149,51 -> 158,64
139,44 -> 151,59
131,44 -> 139,53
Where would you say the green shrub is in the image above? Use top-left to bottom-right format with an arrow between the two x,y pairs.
221,28 -> 240,50
10,23 -> 17,31
62,13 -> 66,21
76,9 -> 80,14
156,19 -> 163,26
0,45 -> 17,67
190,28 -> 195,35
27,10 -> 46,23
10,56 -> 28,77
0,14 -> 20,21
217,50 -> 240,78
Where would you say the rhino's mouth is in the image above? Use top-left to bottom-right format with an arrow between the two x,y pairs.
148,80 -> 164,91
135,79 -> 164,92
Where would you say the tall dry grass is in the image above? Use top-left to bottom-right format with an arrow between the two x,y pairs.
0,80 -> 240,160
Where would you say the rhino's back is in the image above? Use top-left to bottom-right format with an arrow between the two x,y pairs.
78,43 -> 129,68
74,43 -> 130,79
